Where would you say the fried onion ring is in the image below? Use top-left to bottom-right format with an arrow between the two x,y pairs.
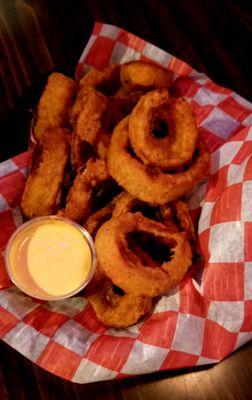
58,158 -> 109,222
129,91 -> 198,169
95,212 -> 192,297
87,280 -> 152,328
120,60 -> 173,91
108,116 -> 210,205
79,64 -> 121,96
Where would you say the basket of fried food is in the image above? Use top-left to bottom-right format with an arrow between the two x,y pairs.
21,60 -> 210,329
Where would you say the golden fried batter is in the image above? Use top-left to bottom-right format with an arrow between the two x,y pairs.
21,128 -> 70,218
58,158 -> 109,222
34,73 -> 76,142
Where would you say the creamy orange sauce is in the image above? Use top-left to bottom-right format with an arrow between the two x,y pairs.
8,219 -> 92,299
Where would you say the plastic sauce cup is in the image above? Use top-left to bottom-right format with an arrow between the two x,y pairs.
4,216 -> 97,301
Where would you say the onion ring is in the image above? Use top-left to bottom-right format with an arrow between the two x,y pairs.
108,116 -> 210,205
80,64 -> 121,96
87,280 -> 152,328
95,212 -> 192,297
120,60 -> 173,91
129,91 -> 198,169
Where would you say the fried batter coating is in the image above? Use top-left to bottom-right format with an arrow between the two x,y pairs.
129,91 -> 199,170
95,212 -> 192,297
58,158 -> 109,222
87,280 -> 152,328
120,60 -> 173,91
79,64 -> 121,95
34,73 -> 76,142
21,128 -> 70,218
108,117 -> 210,205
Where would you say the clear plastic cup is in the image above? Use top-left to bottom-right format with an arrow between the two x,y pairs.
4,216 -> 97,301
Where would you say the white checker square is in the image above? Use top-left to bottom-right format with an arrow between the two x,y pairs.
231,93 -> 252,111
207,301 -> 244,332
0,288 -> 38,318
234,332 -> 252,350
198,202 -> 214,234
210,141 -> 243,175
21,167 -> 29,178
154,287 -> 179,313
171,314 -> 205,355
244,262 -> 252,300
241,181 -> 252,221
121,340 -> 168,375
53,320 -> 97,356
3,322 -> 49,361
0,194 -> 8,212
110,42 -> 140,64
45,297 -> 88,317
194,87 -> 227,106
73,359 -> 117,384
143,43 -> 172,67
196,356 -> 218,366
227,159 -> 248,186
189,71 -> 209,85
209,222 -> 244,263
100,24 -> 120,39
243,115 -> 252,127
0,159 -> 18,177
201,108 -> 240,140
186,180 -> 208,210
11,207 -> 23,227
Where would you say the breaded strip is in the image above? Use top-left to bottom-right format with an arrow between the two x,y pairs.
21,128 -> 70,218
34,73 -> 76,141
58,158 -> 109,222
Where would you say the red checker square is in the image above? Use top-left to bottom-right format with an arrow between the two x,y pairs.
198,228 -> 210,261
201,320 -> 238,360
219,97 -> 251,122
205,165 -> 228,202
240,301 -> 252,332
229,127 -> 250,142
0,171 -> 26,207
12,151 -> 31,169
161,350 -> 199,370
37,342 -> 81,380
205,81 -> 231,95
23,306 -> 69,337
171,77 -> 200,98
74,304 -> 106,334
244,157 -> 252,181
0,244 -> 12,289
232,142 -> 252,165
169,57 -> 192,76
93,22 -> 103,35
85,335 -> 135,372
210,183 -> 242,225
203,263 -> 244,301
0,306 -> 19,338
192,103 -> 214,125
199,127 -> 225,153
0,209 -> 17,246
114,372 -> 134,380
139,311 -> 178,349
179,277 -> 210,318
118,31 -> 146,52
85,36 -> 115,70
245,222 -> 252,262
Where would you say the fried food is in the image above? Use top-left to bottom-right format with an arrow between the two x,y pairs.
120,60 -> 173,91
21,128 -> 70,218
95,212 -> 192,297
108,116 -> 210,205
71,86 -> 107,170
58,158 -> 109,222
34,73 -> 76,142
87,280 -> 152,328
129,91 -> 198,170
173,200 -> 195,243
84,202 -> 115,238
80,64 -> 121,96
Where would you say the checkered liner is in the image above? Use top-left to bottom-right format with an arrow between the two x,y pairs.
0,23 -> 252,383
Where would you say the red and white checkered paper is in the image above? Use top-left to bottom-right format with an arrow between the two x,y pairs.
1,23 -> 252,383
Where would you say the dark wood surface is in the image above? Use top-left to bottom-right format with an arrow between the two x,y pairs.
0,0 -> 252,398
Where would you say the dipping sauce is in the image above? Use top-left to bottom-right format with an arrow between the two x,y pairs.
5,216 -> 96,300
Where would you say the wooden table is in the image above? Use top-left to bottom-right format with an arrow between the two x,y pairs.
0,1 -> 252,398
